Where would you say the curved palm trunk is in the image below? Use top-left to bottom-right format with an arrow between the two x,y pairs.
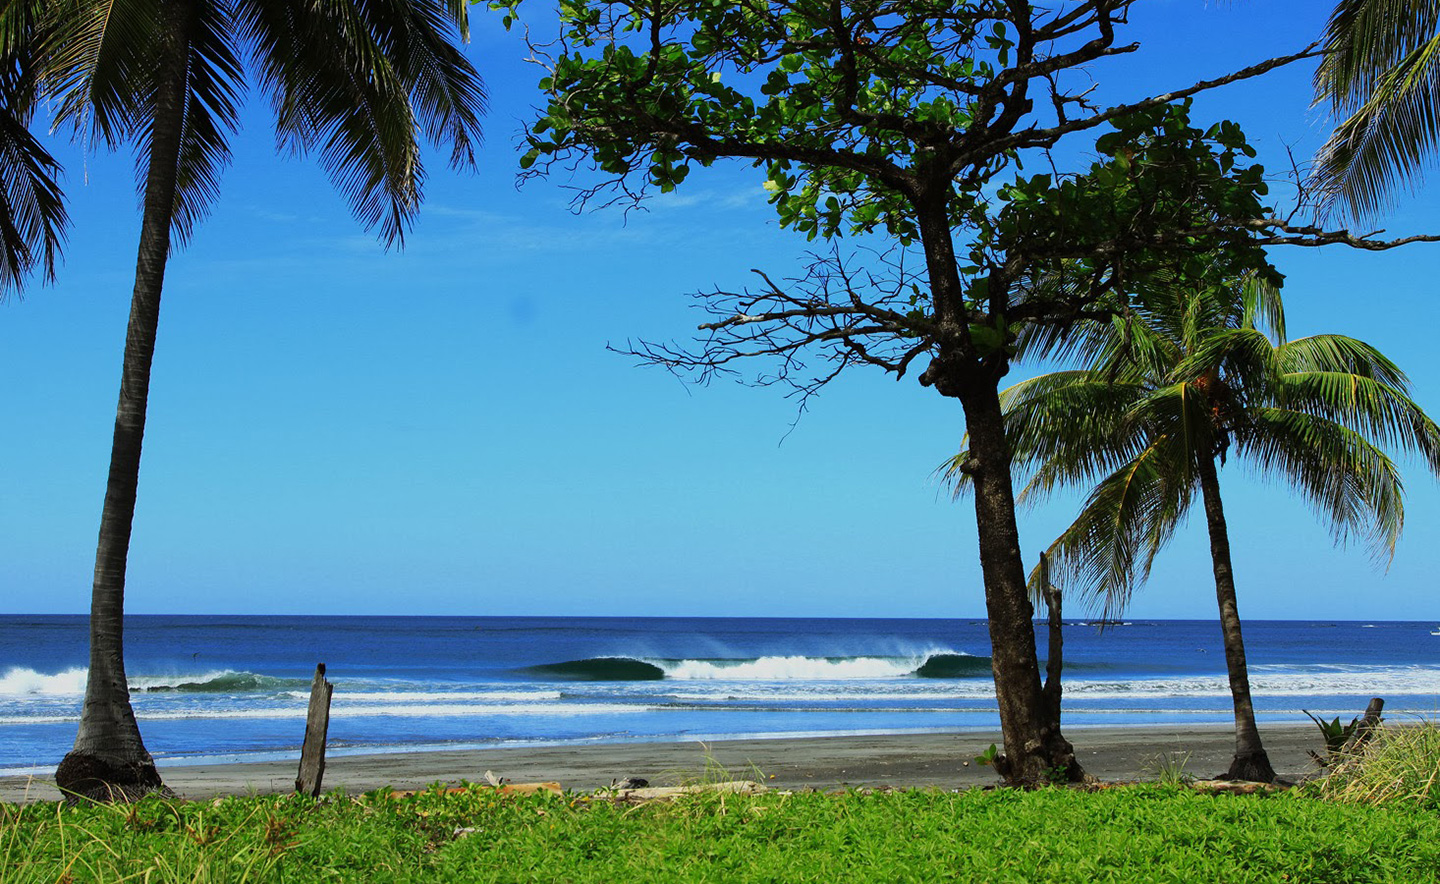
960,382 -> 1081,785
55,0 -> 194,802
1196,456 -> 1276,783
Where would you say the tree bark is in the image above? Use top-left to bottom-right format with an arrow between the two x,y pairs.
55,0 -> 193,802
960,380 -> 1081,785
1196,455 -> 1275,783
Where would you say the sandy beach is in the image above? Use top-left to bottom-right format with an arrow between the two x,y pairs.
0,724 -> 1325,803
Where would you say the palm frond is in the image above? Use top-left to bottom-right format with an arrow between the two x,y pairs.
1037,435 -> 1196,620
1270,371 -> 1440,473
1239,408 -> 1406,563
1313,26 -> 1440,220
1274,334 -> 1410,387
0,0 -> 68,293
371,0 -> 485,168
44,0 -> 165,149
161,2 -> 243,245
1239,271 -> 1286,344
1316,0 -> 1440,113
238,0 -> 484,247
943,371 -> 1150,505
1171,327 -> 1275,395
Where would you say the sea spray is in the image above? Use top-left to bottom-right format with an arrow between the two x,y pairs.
0,667 -> 88,696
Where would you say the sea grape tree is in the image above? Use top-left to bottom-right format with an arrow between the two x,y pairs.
502,0 -> 1437,783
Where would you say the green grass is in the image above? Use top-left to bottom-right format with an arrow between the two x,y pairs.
1306,719 -> 1440,809
5,782 -> 1440,883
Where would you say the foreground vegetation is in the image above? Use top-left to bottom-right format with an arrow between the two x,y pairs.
6,723 -> 1436,883
3,781 -> 1438,883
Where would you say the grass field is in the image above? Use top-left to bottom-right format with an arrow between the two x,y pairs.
6,724 -> 1438,883
4,780 -> 1440,883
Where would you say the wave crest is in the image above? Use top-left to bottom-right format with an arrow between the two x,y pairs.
524,652 -> 990,682
0,667 -> 88,696
133,671 -> 308,693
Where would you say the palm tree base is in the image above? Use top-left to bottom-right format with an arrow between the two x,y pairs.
1220,750 -> 1276,784
55,751 -> 169,803
994,734 -> 1086,786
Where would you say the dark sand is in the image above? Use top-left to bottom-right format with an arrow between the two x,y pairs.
0,724 -> 1323,803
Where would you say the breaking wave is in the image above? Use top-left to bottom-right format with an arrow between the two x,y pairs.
524,652 -> 990,682
0,667 -> 87,696
134,671 -> 311,693
0,668 -> 314,696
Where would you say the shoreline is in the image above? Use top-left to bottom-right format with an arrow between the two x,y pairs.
0,723 -> 1325,804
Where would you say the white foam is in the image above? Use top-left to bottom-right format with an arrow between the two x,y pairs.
661,654 -> 947,680
0,667 -> 88,696
0,701 -> 648,725
338,690 -> 564,703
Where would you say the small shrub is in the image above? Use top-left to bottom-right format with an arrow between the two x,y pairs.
1310,720 -> 1440,809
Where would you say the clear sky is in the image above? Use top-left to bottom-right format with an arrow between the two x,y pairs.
3,1 -> 1439,621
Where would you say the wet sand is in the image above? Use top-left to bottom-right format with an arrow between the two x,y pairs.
0,724 -> 1323,803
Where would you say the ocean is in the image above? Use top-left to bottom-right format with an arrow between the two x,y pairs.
2,615 -> 1437,776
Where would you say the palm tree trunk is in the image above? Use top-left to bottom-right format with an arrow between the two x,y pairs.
960,381 -> 1081,785
1196,455 -> 1276,783
54,0 -> 194,802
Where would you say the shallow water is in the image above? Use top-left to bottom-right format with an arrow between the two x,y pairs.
2,615 -> 1436,773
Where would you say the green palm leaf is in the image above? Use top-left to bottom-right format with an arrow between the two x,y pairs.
0,0 -> 67,292
1313,0 -> 1440,219
1238,407 -> 1405,561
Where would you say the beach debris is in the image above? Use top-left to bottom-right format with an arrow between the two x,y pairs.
295,664 -> 334,797
483,770 -> 506,787
610,776 -> 649,790
1188,780 -> 1289,795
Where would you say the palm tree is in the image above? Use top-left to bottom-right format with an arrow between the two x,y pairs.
43,0 -> 486,801
0,0 -> 68,293
947,276 -> 1440,782
1313,0 -> 1440,219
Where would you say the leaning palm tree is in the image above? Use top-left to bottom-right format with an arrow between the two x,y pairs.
42,0 -> 486,801
1313,0 -> 1440,219
0,0 -> 68,293
947,276 -> 1440,782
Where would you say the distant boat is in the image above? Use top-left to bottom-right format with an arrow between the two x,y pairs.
1431,626 -> 1440,636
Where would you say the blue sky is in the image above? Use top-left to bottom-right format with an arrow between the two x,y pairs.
4,1 -> 1440,620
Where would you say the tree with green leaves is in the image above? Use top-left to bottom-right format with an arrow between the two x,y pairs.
505,0 -> 1435,783
948,276 -> 1440,781
1313,1 -> 1440,219
41,0 -> 486,801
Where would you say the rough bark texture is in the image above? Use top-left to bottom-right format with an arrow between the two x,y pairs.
55,0 -> 192,803
1197,456 -> 1276,783
1040,552 -> 1064,726
960,379 -> 1082,785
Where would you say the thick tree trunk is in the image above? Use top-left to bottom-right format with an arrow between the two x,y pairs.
1196,456 -> 1275,783
55,0 -> 193,802
960,382 -> 1081,785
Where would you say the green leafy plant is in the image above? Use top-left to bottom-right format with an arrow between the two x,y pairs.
1144,752 -> 1194,787
1304,709 -> 1363,760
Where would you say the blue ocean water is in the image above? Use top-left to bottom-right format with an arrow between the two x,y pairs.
2,616 -> 1437,775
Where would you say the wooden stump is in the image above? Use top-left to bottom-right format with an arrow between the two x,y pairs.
295,664 -> 334,797
1340,697 -> 1385,756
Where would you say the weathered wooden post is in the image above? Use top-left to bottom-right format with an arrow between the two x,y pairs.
1340,697 -> 1385,755
1039,551 -> 1064,724
295,663 -> 334,797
